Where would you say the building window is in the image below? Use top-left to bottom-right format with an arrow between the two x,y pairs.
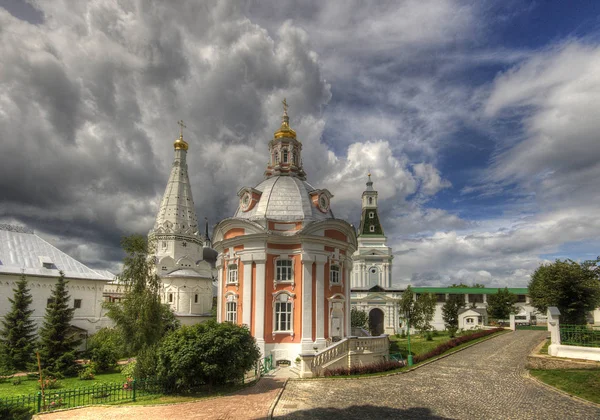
275,151 -> 279,164
162,241 -> 167,249
226,301 -> 237,323
369,212 -> 374,219
168,293 -> 173,303
162,266 -> 167,271
46,298 -> 55,307
276,259 -> 293,282
466,318 -> 474,324
283,149 -> 288,163
468,294 -> 484,304
228,264 -> 238,284
274,293 -> 293,332
436,294 -> 446,303
194,294 -> 198,303
369,226 -> 375,232
368,197 -> 373,205
74,299 -> 82,309
516,294 -> 527,303
330,265 -> 340,284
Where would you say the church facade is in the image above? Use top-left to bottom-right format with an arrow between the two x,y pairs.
350,176 -> 401,335
212,103 -> 357,362
146,123 -> 217,325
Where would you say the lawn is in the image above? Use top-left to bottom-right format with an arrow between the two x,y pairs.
0,371 -> 125,398
530,369 -> 600,404
389,331 -> 454,359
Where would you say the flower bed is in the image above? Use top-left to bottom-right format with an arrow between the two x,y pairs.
323,360 -> 404,377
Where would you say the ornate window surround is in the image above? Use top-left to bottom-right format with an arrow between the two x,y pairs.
225,292 -> 238,324
272,290 -> 295,339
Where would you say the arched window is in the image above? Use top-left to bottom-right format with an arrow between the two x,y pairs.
228,264 -> 238,284
369,212 -> 374,219
273,292 -> 293,333
283,149 -> 288,163
369,225 -> 375,232
274,151 -> 279,164
226,294 -> 238,323
368,197 -> 373,205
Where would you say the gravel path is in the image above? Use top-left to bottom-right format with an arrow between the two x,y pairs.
273,330 -> 600,419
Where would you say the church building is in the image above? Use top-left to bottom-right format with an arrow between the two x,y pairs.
212,102 -> 357,362
351,176 -> 402,335
146,122 -> 217,325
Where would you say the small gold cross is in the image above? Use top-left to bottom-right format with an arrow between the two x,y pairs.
177,120 -> 186,138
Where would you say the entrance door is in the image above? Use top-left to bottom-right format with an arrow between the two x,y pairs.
369,308 -> 384,336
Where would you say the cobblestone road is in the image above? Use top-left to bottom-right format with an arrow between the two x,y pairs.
273,330 -> 600,419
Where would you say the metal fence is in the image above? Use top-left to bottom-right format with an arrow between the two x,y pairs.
560,325 -> 600,347
1,359 -> 274,415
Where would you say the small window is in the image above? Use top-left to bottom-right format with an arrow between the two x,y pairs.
228,264 -> 238,284
369,212 -> 374,219
43,262 -> 55,269
283,149 -> 288,163
74,299 -> 82,309
466,318 -> 474,324
330,265 -> 340,284
162,241 -> 167,249
369,226 -> 375,232
276,260 -> 293,282
46,298 -> 55,307
194,294 -> 198,304
436,293 -> 446,303
226,301 -> 237,323
274,151 -> 279,164
468,294 -> 484,303
168,293 -> 173,303
368,197 -> 373,205
162,266 -> 167,271
516,294 -> 527,303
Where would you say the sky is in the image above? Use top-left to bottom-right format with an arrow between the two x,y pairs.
2,0 -> 600,288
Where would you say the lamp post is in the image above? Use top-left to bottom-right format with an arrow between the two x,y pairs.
406,313 -> 413,366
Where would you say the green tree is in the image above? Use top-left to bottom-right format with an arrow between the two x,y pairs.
155,321 -> 260,390
38,271 -> 81,376
529,258 -> 600,325
0,274 -> 37,372
105,235 -> 179,354
442,294 -> 465,334
88,328 -> 125,372
350,308 -> 368,329
486,287 -> 518,320
399,286 -> 436,332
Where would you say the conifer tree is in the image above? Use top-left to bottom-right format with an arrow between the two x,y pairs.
38,271 -> 81,376
0,274 -> 37,371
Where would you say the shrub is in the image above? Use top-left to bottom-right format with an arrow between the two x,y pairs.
447,327 -> 458,338
12,377 -> 22,386
425,332 -> 433,341
413,328 -> 503,364
400,330 -> 406,339
120,360 -> 136,378
324,360 -> 403,377
134,346 -> 158,380
79,364 -> 96,380
88,328 -> 124,372
155,320 -> 260,391
0,402 -> 33,420
37,377 -> 62,390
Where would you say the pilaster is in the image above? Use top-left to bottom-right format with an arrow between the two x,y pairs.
254,256 -> 267,355
241,254 -> 253,327
315,255 -> 327,348
301,253 -> 314,352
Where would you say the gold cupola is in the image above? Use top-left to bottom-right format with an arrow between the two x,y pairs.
274,98 -> 297,139
174,119 -> 189,150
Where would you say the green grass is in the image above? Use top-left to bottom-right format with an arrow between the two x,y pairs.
539,339 -> 550,355
389,331 -> 453,359
530,369 -> 600,404
0,371 -> 125,398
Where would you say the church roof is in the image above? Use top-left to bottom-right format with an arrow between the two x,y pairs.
234,176 -> 334,222
0,224 -> 113,281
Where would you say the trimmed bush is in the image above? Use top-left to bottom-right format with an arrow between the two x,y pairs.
413,328 -> 503,364
155,320 -> 260,391
324,360 -> 403,377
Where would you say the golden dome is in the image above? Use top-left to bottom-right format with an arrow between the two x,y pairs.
174,134 -> 189,150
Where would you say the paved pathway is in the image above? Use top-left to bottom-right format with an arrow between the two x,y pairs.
36,376 -> 285,420
273,330 -> 600,419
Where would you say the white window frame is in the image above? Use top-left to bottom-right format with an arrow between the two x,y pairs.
369,212 -> 374,219
225,293 -> 238,323
272,291 -> 295,337
330,264 -> 340,284
227,263 -> 238,284
369,225 -> 375,232
276,259 -> 292,281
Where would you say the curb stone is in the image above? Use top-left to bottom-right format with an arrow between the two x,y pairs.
267,378 -> 288,420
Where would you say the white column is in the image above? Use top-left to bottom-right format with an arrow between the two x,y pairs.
241,254 -> 253,327
315,256 -> 327,348
301,254 -> 314,352
345,264 -> 351,337
216,258 -> 223,323
254,256 -> 266,355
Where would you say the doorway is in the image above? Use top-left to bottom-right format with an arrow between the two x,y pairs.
369,308 -> 384,336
